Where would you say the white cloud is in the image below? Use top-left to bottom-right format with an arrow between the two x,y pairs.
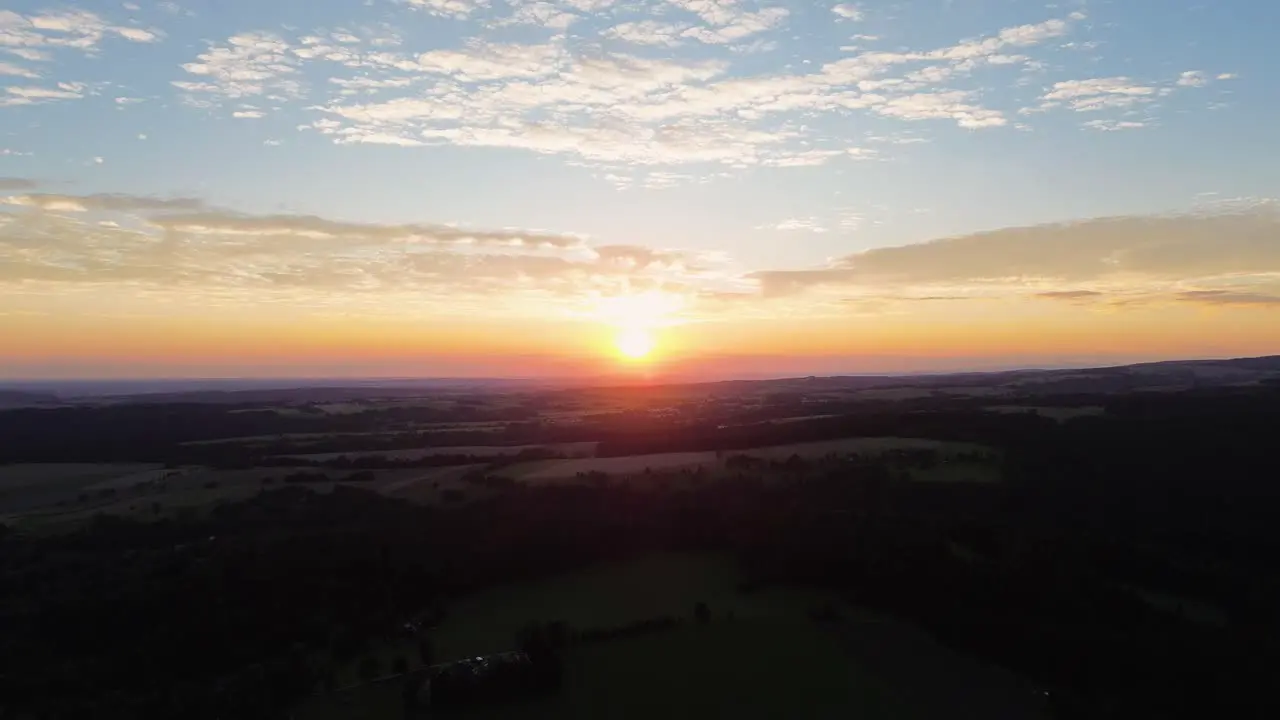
1041,76 -> 1156,112
415,41 -> 565,81
1176,70 -> 1208,87
562,0 -> 616,9
114,27 -> 159,43
831,4 -> 863,21
232,109 -> 265,119
604,21 -> 689,47
874,91 -> 1007,128
3,82 -> 86,106
0,9 -> 159,57
498,1 -> 578,30
765,218 -> 828,233
1083,118 -> 1146,131
0,62 -> 38,79
1216,73 -> 1237,80
174,32 -> 301,108
681,7 -> 789,45
199,11 -> 1088,170
402,0 -> 490,19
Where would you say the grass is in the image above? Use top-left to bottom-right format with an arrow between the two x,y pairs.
296,553 -> 1048,720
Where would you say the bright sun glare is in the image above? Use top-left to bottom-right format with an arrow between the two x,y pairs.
614,327 -> 655,360
594,291 -> 683,363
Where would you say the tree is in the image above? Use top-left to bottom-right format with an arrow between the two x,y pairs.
694,601 -> 711,625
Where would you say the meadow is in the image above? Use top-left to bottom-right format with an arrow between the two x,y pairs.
297,553 -> 1046,720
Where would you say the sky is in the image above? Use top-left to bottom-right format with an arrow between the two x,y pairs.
1,0 -> 1279,380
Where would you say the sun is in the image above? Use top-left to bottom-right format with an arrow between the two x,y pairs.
592,291 -> 683,363
614,327 -> 655,360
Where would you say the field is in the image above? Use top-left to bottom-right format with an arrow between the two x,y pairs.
504,437 -> 998,484
285,442 -> 597,463
2,464 -> 487,532
1,435 -> 998,533
0,463 -> 163,518
985,405 -> 1105,422
296,554 -> 1047,720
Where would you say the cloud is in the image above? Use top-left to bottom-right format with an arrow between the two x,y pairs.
6,189 -> 1279,323
1083,119 -> 1146,131
1176,70 -> 1209,87
299,11 -> 1085,168
0,178 -> 36,191
0,62 -> 39,79
174,32 -> 302,108
1036,290 -> 1104,301
0,8 -> 159,67
415,41 -> 565,81
115,27 -> 159,43
763,218 -> 828,233
497,2 -> 578,30
0,191 -> 732,315
831,4 -> 863,21
2,81 -> 89,106
680,8 -> 790,46
604,21 -> 690,47
1176,291 -> 1280,307
3,193 -> 205,213
1041,77 -> 1157,112
748,208 -> 1280,298
402,0 -> 491,18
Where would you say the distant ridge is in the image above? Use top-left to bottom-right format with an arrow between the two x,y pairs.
1,354 -> 1276,406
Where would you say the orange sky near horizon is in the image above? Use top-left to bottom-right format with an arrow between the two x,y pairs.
6,292 -> 1279,379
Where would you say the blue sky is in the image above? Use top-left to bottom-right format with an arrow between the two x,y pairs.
3,0 -> 1275,265
2,1 -> 1279,377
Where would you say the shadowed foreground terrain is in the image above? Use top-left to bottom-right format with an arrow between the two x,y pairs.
2,360 -> 1279,719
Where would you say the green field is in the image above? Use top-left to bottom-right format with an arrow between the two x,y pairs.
297,554 -> 1046,720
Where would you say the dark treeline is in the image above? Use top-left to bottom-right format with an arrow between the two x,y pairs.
593,408 -> 1051,456
3,388 -> 1280,718
0,403 -> 547,465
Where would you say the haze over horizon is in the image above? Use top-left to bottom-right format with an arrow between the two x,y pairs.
3,0 -> 1279,379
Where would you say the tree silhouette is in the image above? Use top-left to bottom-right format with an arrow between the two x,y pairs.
694,601 -> 711,625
